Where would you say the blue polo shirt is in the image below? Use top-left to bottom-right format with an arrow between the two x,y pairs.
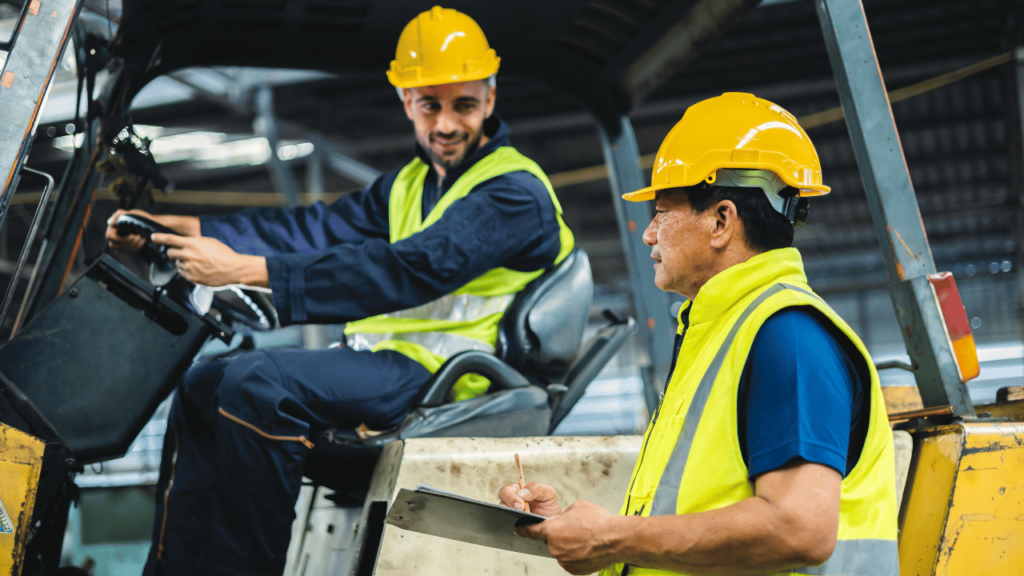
197,116 -> 564,326
679,306 -> 868,478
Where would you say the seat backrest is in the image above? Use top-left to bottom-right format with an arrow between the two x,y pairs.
499,249 -> 593,379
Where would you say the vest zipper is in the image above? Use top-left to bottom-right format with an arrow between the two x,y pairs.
664,331 -> 684,390
218,407 -> 315,449
618,503 -> 648,576
624,330 -> 684,515
156,426 -> 179,561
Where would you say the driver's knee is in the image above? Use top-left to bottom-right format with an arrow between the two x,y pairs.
179,357 -> 230,411
214,351 -> 289,425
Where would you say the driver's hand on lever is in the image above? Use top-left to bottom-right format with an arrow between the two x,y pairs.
104,209 -> 201,252
152,233 -> 270,289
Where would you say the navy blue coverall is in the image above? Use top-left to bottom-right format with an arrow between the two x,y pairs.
144,116 -> 565,576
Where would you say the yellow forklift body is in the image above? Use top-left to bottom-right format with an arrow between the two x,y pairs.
0,423 -> 44,576
898,418 -> 1024,575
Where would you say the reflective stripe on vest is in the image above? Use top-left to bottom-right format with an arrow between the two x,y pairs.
346,292 -> 515,357
345,146 -> 574,400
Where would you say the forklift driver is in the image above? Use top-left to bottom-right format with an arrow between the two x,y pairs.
105,6 -> 574,575
499,94 -> 899,576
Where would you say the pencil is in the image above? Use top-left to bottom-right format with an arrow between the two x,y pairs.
515,453 -> 530,513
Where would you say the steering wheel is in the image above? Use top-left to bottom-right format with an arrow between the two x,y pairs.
115,214 -> 279,331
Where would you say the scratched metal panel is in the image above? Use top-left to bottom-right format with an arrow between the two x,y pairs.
366,436 -> 641,576
0,423 -> 44,576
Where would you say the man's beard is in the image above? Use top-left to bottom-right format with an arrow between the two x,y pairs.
427,128 -> 484,172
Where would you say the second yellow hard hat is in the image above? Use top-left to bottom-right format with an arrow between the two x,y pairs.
625,93 -> 830,201
387,6 -> 500,89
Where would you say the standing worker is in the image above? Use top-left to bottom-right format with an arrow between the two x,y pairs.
499,93 -> 898,575
106,6 -> 574,575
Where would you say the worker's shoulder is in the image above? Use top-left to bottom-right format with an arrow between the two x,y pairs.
756,307 -> 842,347
753,307 -> 863,376
470,165 -> 552,203
363,166 -> 403,200
761,306 -> 829,331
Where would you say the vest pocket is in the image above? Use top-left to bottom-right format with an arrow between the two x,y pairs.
625,485 -> 653,516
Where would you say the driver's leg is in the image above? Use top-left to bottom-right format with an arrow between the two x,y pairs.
197,346 -> 431,576
143,359 -> 229,576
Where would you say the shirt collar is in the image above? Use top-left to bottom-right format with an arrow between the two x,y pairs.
415,115 -> 509,189
677,299 -> 692,334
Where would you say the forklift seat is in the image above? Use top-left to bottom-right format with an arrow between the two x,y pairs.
303,249 -> 636,501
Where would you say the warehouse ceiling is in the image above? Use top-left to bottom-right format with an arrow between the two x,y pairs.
6,0 -> 1024,327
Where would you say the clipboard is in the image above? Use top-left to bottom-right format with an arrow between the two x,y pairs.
385,484 -> 552,557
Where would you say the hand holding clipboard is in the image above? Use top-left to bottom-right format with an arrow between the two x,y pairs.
384,455 -> 564,557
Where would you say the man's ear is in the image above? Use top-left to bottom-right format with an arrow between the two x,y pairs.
484,84 -> 496,118
709,199 -> 739,249
402,88 -> 415,121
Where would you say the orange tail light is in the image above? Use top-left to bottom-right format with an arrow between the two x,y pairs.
928,272 -> 980,382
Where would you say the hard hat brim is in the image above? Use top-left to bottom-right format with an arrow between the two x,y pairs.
622,181 -> 831,202
622,186 -> 659,202
387,68 -> 496,90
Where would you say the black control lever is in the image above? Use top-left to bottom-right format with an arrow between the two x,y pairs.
115,214 -> 180,285
115,213 -> 179,238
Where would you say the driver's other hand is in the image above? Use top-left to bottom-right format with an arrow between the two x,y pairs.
105,209 -> 151,253
498,481 -> 562,518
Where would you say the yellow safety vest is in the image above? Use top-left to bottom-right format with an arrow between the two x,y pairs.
602,248 -> 898,576
345,146 -> 574,401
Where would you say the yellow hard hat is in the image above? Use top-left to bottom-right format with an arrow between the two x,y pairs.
624,92 -> 830,202
387,6 -> 500,89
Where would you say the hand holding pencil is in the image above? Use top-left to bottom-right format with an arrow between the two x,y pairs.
498,454 -> 563,518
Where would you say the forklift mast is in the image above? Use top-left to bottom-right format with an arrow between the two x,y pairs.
0,0 -> 82,234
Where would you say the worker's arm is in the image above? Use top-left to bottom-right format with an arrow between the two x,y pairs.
152,234 -> 270,287
196,174 -> 394,256
518,460 -> 841,576
104,176 -> 392,256
104,177 -> 395,287
265,171 -> 563,324
105,208 -> 263,287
